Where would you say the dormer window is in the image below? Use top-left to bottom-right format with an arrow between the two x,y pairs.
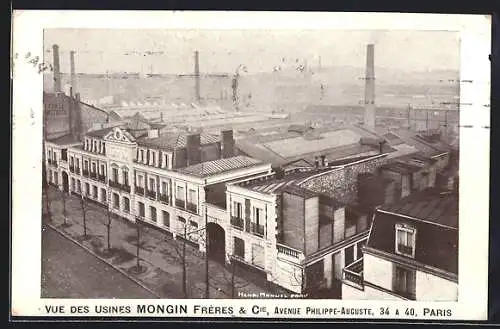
395,224 -> 416,258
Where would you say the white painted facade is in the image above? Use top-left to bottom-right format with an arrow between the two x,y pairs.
342,251 -> 458,301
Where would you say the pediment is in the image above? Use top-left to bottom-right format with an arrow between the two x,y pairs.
103,127 -> 136,144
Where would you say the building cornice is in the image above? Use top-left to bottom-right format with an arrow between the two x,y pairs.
363,246 -> 458,283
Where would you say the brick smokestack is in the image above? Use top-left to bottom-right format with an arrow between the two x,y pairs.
52,44 -> 61,93
220,130 -> 235,159
194,50 -> 201,103
70,50 -> 77,94
364,44 -> 376,130
186,133 -> 201,166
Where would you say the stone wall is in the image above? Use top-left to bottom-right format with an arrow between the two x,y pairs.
299,156 -> 389,205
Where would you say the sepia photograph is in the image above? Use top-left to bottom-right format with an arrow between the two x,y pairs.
11,11 -> 490,320
40,28 -> 460,301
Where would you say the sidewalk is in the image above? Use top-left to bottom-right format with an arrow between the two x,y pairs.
44,186 -> 268,299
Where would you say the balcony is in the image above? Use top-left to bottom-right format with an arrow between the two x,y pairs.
277,243 -> 302,259
186,202 -> 198,214
342,258 -> 364,290
75,167 -> 81,175
135,186 -> 145,196
109,180 -> 130,193
146,189 -> 157,200
159,193 -> 169,204
82,169 -> 89,177
98,174 -> 106,183
230,216 -> 244,230
48,159 -> 58,167
109,179 -> 121,189
175,199 -> 185,209
69,165 -> 75,173
89,172 -> 98,180
250,222 -> 265,237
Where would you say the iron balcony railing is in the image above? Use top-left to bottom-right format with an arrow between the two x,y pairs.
342,258 -> 364,290
69,165 -> 75,173
276,243 -> 301,258
230,216 -> 244,230
89,172 -> 98,180
146,189 -> 157,200
175,199 -> 185,209
98,174 -> 106,182
159,193 -> 169,204
82,169 -> 89,177
250,222 -> 265,237
186,202 -> 198,214
135,186 -> 145,196
109,179 -> 120,189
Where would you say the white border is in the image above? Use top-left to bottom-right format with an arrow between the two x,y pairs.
11,11 -> 491,320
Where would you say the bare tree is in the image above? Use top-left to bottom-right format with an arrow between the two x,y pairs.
43,181 -> 52,222
79,192 -> 88,238
106,207 -> 113,252
61,190 -> 69,226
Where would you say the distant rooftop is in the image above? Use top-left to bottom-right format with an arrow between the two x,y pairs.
137,133 -> 220,151
176,155 -> 264,178
46,133 -> 81,146
380,188 -> 458,229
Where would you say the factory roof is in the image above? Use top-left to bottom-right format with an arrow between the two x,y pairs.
136,133 -> 220,151
379,161 -> 423,174
236,125 -> 390,167
86,127 -> 117,138
176,155 -> 264,178
46,133 -> 81,146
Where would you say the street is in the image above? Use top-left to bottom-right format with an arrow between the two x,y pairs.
41,224 -> 157,299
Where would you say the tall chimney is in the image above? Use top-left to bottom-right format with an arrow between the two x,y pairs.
70,50 -> 77,94
52,44 -> 61,93
364,44 -> 376,130
194,50 -> 201,103
220,129 -> 235,159
186,133 -> 201,166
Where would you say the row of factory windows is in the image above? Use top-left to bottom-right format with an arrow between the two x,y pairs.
68,177 -> 199,230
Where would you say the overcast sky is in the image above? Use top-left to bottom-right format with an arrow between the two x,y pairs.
44,29 -> 460,74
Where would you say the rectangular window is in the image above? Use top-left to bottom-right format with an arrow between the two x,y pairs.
150,206 -> 157,222
234,237 -> 245,259
84,160 -> 89,171
61,149 -> 68,161
163,154 -> 169,168
77,180 -> 81,192
253,207 -> 263,225
92,186 -> 98,199
123,197 -> 130,213
138,202 -> 145,217
71,178 -> 75,191
100,188 -> 107,202
233,201 -> 243,218
123,171 -> 129,186
113,193 -> 119,208
54,171 -> 58,185
176,186 -> 185,200
161,181 -> 168,195
75,158 -> 80,169
85,182 -> 90,195
140,150 -> 145,163
162,211 -> 170,227
149,178 -> 155,191
92,162 -> 97,173
395,224 -> 416,258
252,244 -> 265,268
393,266 -> 416,299
188,189 -> 196,203
138,175 -> 144,187
112,168 -> 118,182
151,152 -> 156,166
70,156 -> 74,167
100,164 -> 105,175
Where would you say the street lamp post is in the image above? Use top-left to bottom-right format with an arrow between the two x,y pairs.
80,192 -> 87,238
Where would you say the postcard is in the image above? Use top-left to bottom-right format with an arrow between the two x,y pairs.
11,10 -> 491,320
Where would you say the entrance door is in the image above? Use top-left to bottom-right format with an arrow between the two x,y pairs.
207,223 -> 225,263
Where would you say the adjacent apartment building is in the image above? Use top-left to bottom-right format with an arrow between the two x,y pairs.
341,187 -> 458,301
